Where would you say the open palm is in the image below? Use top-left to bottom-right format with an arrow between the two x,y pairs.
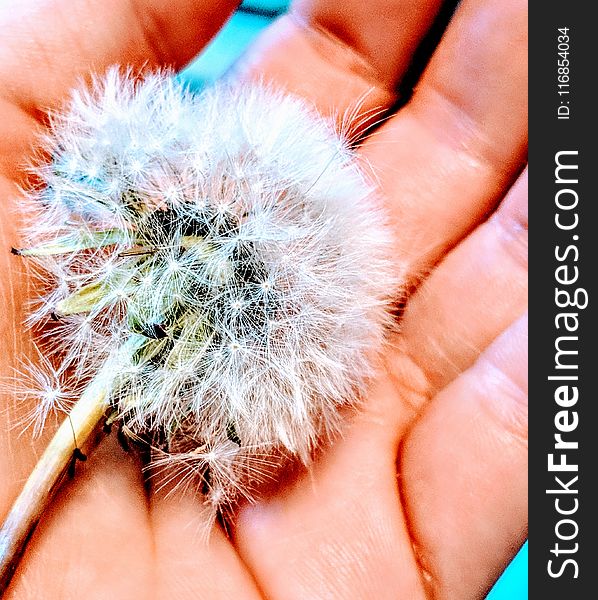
0,0 -> 527,598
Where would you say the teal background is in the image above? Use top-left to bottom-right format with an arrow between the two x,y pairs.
487,542 -> 528,600
179,3 -> 528,598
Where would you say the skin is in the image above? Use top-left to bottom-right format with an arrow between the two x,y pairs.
0,0 -> 527,598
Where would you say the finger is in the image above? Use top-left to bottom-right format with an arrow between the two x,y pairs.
234,376 -> 427,600
0,176 -> 40,510
4,436 -> 153,599
150,477 -> 263,600
0,0 -> 239,115
393,169 -> 527,392
293,0 -> 450,84
361,0 -> 527,277
233,0 -> 447,127
401,313 -> 528,599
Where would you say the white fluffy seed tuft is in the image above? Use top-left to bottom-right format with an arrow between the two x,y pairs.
17,68 -> 399,510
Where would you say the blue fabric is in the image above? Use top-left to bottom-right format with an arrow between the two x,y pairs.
179,5 -> 528,599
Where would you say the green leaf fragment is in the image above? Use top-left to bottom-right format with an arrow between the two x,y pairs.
55,268 -> 134,316
55,280 -> 112,316
17,229 -> 128,257
180,235 -> 207,250
127,313 -> 168,339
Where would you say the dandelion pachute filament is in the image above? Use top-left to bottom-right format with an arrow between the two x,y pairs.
0,70 -> 398,593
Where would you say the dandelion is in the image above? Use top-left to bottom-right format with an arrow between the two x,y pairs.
0,68 -> 398,591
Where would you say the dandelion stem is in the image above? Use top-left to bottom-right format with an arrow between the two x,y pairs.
0,377 -> 109,595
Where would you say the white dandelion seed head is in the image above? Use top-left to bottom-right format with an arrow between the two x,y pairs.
18,68 -> 400,510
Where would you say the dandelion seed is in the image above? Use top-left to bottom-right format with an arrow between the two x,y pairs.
228,341 -> 243,354
85,165 -> 99,179
3,348 -> 74,438
129,158 -> 144,174
66,158 -> 78,174
164,185 -> 179,203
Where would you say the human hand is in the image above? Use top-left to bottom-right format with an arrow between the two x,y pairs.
0,0 -> 527,598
